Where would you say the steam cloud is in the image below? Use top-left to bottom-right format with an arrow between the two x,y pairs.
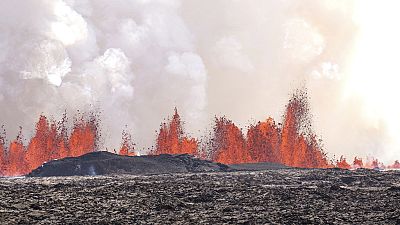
0,0 -> 397,162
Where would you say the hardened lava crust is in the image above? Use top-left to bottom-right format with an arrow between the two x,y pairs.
1,169 -> 400,224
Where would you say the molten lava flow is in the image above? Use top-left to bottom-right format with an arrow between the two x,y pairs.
7,129 -> 29,176
0,112 -> 101,176
353,157 -> 364,169
53,113 -> 70,160
209,117 -> 251,164
69,115 -> 98,157
336,156 -> 351,169
280,100 -> 298,166
279,90 -> 329,168
203,89 -> 330,167
369,159 -> 379,169
180,137 -> 198,155
305,135 -> 330,168
0,127 -> 6,175
1,89 -> 399,176
152,108 -> 198,155
25,116 -> 57,171
364,158 -> 383,169
119,130 -> 136,156
388,160 -> 400,169
246,118 -> 280,163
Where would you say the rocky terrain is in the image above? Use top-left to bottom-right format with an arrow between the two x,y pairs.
230,162 -> 290,171
1,168 -> 400,224
27,152 -> 233,177
27,151 -> 289,177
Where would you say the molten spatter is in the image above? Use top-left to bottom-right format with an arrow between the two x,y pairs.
25,115 -> 57,171
353,157 -> 364,169
337,157 -> 397,170
209,117 -> 251,164
7,128 -> 29,175
367,159 -> 380,169
0,126 -> 7,175
118,129 -> 136,156
388,160 -> 400,169
279,90 -> 329,168
364,158 -> 384,169
0,112 -> 101,176
201,89 -> 330,167
246,118 -> 280,163
152,108 -> 198,155
2,90 -> 398,176
69,113 -> 99,157
336,156 -> 351,169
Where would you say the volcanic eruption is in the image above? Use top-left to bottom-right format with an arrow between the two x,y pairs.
201,89 -> 329,168
151,108 -> 198,156
0,112 -> 102,176
0,88 -> 399,177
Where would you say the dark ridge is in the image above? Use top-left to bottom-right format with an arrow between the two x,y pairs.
27,151 -> 233,177
26,152 -> 290,177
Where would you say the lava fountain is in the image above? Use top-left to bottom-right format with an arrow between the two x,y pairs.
151,108 -> 198,156
1,89 -> 399,176
0,112 -> 100,176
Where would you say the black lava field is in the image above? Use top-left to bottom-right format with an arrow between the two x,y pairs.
1,169 -> 399,224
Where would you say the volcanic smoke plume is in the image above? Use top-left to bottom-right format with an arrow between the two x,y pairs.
1,0 -> 400,164
1,1 -> 400,176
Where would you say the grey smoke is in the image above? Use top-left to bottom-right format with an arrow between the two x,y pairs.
0,0 -> 397,163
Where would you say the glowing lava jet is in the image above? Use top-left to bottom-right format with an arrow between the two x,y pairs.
246,118 -> 281,164
336,156 -> 352,170
118,130 -> 136,156
151,108 -> 198,156
205,89 -> 329,168
279,90 -> 329,168
1,90 -> 399,177
208,116 -> 251,164
0,112 -> 100,176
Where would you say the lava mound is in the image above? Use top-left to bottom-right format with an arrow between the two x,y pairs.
27,151 -> 232,177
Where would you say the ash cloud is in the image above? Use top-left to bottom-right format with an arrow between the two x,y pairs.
0,0 -> 397,162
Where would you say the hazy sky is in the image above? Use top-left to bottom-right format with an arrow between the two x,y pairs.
0,0 -> 399,162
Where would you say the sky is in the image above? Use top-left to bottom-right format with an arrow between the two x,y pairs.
0,0 -> 399,162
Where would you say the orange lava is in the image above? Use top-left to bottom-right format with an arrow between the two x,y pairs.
246,118 -> 280,163
209,117 -> 251,164
206,90 -> 329,168
118,130 -> 136,156
7,129 -> 29,175
336,157 -> 398,170
1,90 -> 399,176
353,157 -> 364,169
336,156 -> 351,169
388,160 -> 400,169
0,129 -> 6,173
279,91 -> 329,168
151,108 -> 198,156
0,112 -> 100,176
69,115 -> 98,158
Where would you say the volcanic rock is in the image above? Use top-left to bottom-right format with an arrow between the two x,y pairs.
229,162 -> 290,171
27,151 -> 232,177
1,169 -> 399,224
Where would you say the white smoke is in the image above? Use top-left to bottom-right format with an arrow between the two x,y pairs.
0,0 -> 208,153
0,0 -> 398,163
